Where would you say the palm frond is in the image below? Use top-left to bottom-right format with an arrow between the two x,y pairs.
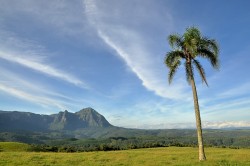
165,50 -> 185,68
197,48 -> 219,69
168,59 -> 181,84
193,59 -> 208,86
200,37 -> 219,55
168,34 -> 182,49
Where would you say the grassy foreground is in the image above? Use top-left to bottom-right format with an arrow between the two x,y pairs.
0,142 -> 250,165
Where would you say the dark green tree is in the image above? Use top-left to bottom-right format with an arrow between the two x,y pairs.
165,27 -> 219,161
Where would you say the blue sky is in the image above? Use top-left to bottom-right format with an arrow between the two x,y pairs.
1,0 -> 250,129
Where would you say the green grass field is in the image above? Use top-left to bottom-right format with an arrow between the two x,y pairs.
0,142 -> 250,166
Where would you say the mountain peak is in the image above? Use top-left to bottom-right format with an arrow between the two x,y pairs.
78,107 -> 99,115
75,107 -> 112,127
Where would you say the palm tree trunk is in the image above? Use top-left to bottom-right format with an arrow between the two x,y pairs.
190,77 -> 206,161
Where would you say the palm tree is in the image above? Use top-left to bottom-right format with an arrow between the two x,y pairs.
165,27 -> 219,161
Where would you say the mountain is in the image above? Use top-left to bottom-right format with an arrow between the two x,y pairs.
0,107 -> 112,132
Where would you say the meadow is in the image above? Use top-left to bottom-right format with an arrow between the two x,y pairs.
0,142 -> 250,166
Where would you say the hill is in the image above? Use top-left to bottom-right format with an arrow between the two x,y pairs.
0,142 -> 30,152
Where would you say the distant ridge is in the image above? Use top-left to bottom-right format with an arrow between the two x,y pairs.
0,107 -> 112,132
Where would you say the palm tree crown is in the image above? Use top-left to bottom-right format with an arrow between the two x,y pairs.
165,27 -> 219,85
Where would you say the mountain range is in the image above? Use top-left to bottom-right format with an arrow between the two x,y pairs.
0,107 -> 112,132
1,107 -> 250,148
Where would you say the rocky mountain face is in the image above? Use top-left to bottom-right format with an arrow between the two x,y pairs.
0,107 -> 112,132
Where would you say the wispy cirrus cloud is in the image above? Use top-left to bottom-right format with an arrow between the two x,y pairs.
97,31 -> 188,100
0,83 -> 68,111
0,29 -> 88,88
0,68 -> 76,102
0,68 -> 82,112
83,0 -> 189,100
0,29 -> 88,111
0,50 -> 86,87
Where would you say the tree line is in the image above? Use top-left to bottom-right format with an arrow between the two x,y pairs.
28,136 -> 250,152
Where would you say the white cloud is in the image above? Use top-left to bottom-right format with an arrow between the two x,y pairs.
132,123 -> 196,129
0,29 -> 88,88
83,0 -> 189,100
0,50 -> 86,87
203,97 -> 250,115
0,68 -> 95,113
203,121 -> 250,129
0,68 -> 82,111
114,120 -> 250,129
0,83 -> 67,111
0,68 -> 78,102
115,121 -> 250,129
